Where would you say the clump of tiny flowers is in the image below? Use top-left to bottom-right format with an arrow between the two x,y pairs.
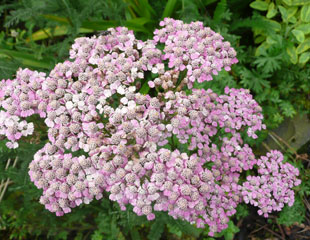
0,18 -> 301,236
0,110 -> 34,148
152,18 -> 238,88
241,150 -> 301,217
0,68 -> 44,148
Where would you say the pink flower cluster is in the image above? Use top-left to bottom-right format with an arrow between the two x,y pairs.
153,18 -> 238,88
241,150 -> 301,217
29,144 -> 106,214
0,110 -> 34,148
0,68 -> 45,148
0,18 -> 301,236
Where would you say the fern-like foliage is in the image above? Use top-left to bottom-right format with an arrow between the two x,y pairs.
213,0 -> 230,22
277,196 -> 306,226
239,67 -> 271,93
253,49 -> 282,74
231,12 -> 280,35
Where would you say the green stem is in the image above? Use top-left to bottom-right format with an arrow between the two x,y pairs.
171,136 -> 175,150
174,69 -> 188,92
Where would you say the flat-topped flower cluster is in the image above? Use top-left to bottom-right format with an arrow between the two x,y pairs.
0,18 -> 300,236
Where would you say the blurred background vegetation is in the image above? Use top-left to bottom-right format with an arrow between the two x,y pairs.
0,0 -> 310,239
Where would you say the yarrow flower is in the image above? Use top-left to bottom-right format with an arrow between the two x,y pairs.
241,150 -> 301,217
153,18 -> 238,88
0,18 -> 300,236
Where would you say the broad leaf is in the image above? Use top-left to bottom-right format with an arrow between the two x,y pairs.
250,1 -> 269,11
299,52 -> 310,63
284,0 -> 310,6
266,2 -> 277,18
292,29 -> 305,43
296,39 -> 310,53
287,6 -> 298,18
278,5 -> 288,21
286,45 -> 298,64
301,4 -> 310,22
295,23 -> 310,34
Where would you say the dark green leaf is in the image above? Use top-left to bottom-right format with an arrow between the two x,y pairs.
162,0 -> 178,19
147,220 -> 164,240
213,0 -> 227,21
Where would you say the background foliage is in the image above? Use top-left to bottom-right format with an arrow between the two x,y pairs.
0,0 -> 309,239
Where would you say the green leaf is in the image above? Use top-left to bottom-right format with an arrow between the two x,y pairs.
162,0 -> 178,19
125,0 -> 155,19
296,39 -> 310,53
204,0 -> 218,6
124,18 -> 153,33
281,0 -> 292,5
277,197 -> 305,226
139,81 -> 150,94
287,6 -> 298,18
301,4 -> 310,22
235,204 -> 249,220
250,1 -> 269,11
231,14 -> 281,34
267,19 -> 281,31
224,222 -> 239,240
292,29 -> 305,43
255,35 -> 266,43
278,5 -> 288,21
213,0 -> 227,21
266,35 -> 277,44
140,0 -> 156,17
167,223 -> 182,237
295,23 -> 310,34
130,228 -> 141,240
286,45 -> 298,64
125,17 -> 153,26
255,41 -> 268,56
279,101 -> 296,117
0,49 -> 53,69
289,15 -> 297,23
253,51 -> 282,73
284,0 -> 310,6
273,112 -> 284,123
174,220 -> 203,237
42,14 -> 70,24
147,220 -> 164,240
27,20 -> 119,42
81,20 -> 119,30
266,2 -> 277,18
299,52 -> 310,63
0,58 -> 19,78
27,26 -> 94,42
214,221 -> 239,240
240,68 -> 271,93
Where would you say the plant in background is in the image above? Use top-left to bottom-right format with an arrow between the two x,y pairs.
0,18 -> 301,237
231,0 -> 310,128
250,0 -> 310,64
